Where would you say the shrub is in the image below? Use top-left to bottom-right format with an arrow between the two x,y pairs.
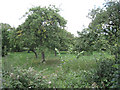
92,57 -> 118,88
110,64 -> 120,88
2,67 -> 49,88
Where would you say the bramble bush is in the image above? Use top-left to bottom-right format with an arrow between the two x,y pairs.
2,67 -> 49,88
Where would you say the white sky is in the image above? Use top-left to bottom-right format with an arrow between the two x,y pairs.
0,0 -> 105,36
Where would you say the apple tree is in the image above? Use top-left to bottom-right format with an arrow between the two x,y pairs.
17,5 -> 67,62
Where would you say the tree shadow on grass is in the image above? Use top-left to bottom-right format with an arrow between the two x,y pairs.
45,59 -> 61,65
31,59 -> 61,68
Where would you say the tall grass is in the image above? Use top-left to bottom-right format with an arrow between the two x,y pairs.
61,51 -> 113,72
2,51 -> 61,74
2,51 -> 113,74
2,51 -> 114,88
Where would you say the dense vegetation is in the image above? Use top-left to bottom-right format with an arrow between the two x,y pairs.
1,0 -> 120,89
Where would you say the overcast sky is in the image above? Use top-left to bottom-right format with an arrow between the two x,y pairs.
0,0 -> 105,36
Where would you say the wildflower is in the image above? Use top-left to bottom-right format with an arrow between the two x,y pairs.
10,73 -> 16,79
17,75 -> 20,79
10,73 -> 14,77
48,81 -> 51,84
92,82 -> 98,88
43,76 -> 46,79
54,74 -> 57,76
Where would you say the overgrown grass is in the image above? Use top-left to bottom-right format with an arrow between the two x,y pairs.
2,51 -> 113,75
61,51 -> 113,71
2,51 -> 115,88
2,51 -> 60,74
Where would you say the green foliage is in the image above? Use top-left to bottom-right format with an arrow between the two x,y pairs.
88,1 -> 120,53
9,28 -> 24,52
110,64 -> 120,88
75,29 -> 93,52
0,23 -> 24,56
92,57 -> 118,88
16,5 -> 69,60
21,5 -> 67,49
75,1 -> 120,54
86,2 -> 120,88
0,23 -> 11,56
2,51 -> 114,88
2,66 -> 93,88
2,67 -> 49,88
48,69 -> 93,88
73,1 -> 120,88
1,1 -> 120,89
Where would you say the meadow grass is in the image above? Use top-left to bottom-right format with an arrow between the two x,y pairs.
2,51 -> 113,75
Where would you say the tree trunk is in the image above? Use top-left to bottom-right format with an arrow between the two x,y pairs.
32,50 -> 38,58
28,50 -> 30,53
55,50 -> 57,56
41,51 -> 45,63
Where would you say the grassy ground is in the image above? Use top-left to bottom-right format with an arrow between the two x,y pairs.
3,51 -> 60,74
2,51 -> 115,88
2,51 -> 112,75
